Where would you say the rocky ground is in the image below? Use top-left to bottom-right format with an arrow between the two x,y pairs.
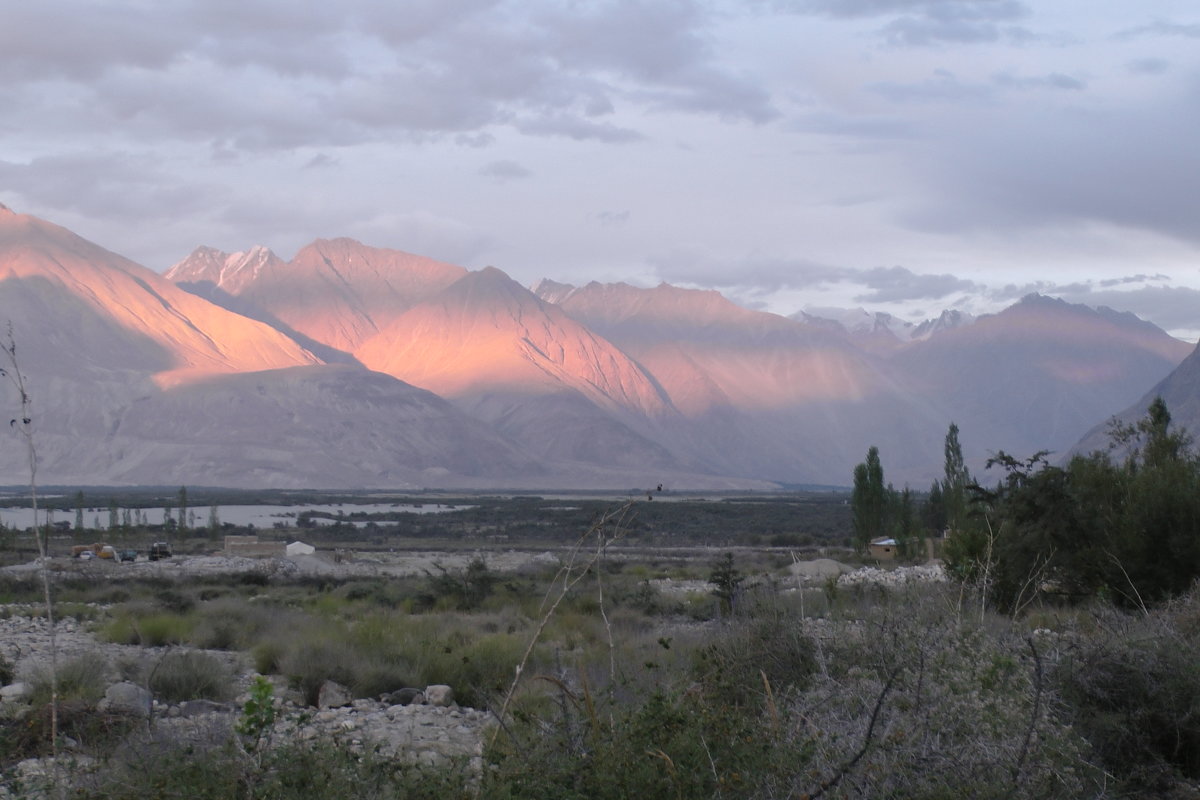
1,550 -> 946,795
0,610 -> 491,797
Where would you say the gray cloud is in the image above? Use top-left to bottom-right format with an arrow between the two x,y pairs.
596,210 -> 631,225
303,154 -> 338,170
650,249 -> 847,292
1055,285 -> 1200,336
455,132 -> 497,148
515,115 -> 644,142
0,152 -> 216,221
1114,19 -> 1200,40
904,80 -> 1200,244
984,278 -> 1199,338
0,3 -> 186,81
772,0 -> 1025,21
535,0 -> 777,123
480,160 -> 533,181
1127,57 -> 1170,74
881,17 -> 1027,47
1097,273 -> 1170,288
764,0 -> 1032,45
651,250 -> 978,303
870,70 -> 995,104
991,71 -> 1086,91
790,112 -> 917,140
1,0 -> 773,156
852,265 -> 980,302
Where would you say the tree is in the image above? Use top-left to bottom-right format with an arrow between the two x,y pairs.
708,552 -> 744,616
939,423 -> 994,583
1107,398 -> 1200,603
892,487 -> 923,560
942,423 -> 971,535
969,398 -> 1200,611
177,486 -> 189,535
922,481 -> 946,536
851,446 -> 888,553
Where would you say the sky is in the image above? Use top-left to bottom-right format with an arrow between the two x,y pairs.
1,0 -> 1198,341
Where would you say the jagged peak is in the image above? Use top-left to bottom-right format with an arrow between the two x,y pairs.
0,202 -> 14,216
531,278 -> 577,304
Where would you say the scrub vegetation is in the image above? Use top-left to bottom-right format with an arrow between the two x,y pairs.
1,401 -> 1199,797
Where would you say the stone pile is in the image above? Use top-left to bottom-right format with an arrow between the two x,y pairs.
836,563 -> 947,587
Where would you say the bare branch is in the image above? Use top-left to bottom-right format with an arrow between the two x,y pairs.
804,667 -> 900,800
1013,635 -> 1045,788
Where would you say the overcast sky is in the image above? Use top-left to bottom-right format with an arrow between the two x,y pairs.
2,0 -> 1198,340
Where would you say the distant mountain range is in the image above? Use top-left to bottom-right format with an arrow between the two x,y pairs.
0,202 -> 1193,489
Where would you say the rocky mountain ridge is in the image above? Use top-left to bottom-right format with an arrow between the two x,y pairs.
0,205 -> 1192,489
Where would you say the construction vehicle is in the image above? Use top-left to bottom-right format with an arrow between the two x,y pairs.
71,543 -> 116,559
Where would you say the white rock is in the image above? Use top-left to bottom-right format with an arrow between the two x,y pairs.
424,685 -> 454,707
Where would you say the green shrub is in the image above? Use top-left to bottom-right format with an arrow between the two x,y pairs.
252,640 -> 286,675
102,609 -> 193,646
148,649 -> 232,703
487,684 -> 801,799
425,557 -> 496,610
136,613 -> 194,646
692,609 -> 815,705
2,698 -> 138,764
155,588 -> 195,614
280,636 -> 357,706
74,737 -> 473,799
423,632 -> 524,709
30,651 -> 109,706
350,658 -> 416,700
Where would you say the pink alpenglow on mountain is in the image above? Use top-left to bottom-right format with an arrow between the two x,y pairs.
0,207 -> 318,387
358,267 -> 672,418
167,238 -> 467,354
542,280 -> 887,415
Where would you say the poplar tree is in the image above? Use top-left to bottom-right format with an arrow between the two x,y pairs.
177,486 -> 188,535
942,422 -> 971,535
852,446 -> 887,553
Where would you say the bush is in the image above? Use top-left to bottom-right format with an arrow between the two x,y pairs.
487,681 -> 802,799
30,651 -> 110,706
280,636 -> 358,706
148,650 -> 233,703
790,586 -> 1102,799
691,606 -> 815,705
252,640 -> 285,675
1054,594 -> 1200,789
2,698 -> 138,765
155,588 -> 196,614
425,558 -> 496,610
74,736 -> 474,799
102,609 -> 193,646
421,631 -> 524,709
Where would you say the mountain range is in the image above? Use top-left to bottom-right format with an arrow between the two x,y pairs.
0,202 -> 1194,490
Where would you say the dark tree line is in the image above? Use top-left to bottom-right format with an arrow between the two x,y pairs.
850,423 -> 968,561
854,398 -> 1200,610
971,397 -> 1200,611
